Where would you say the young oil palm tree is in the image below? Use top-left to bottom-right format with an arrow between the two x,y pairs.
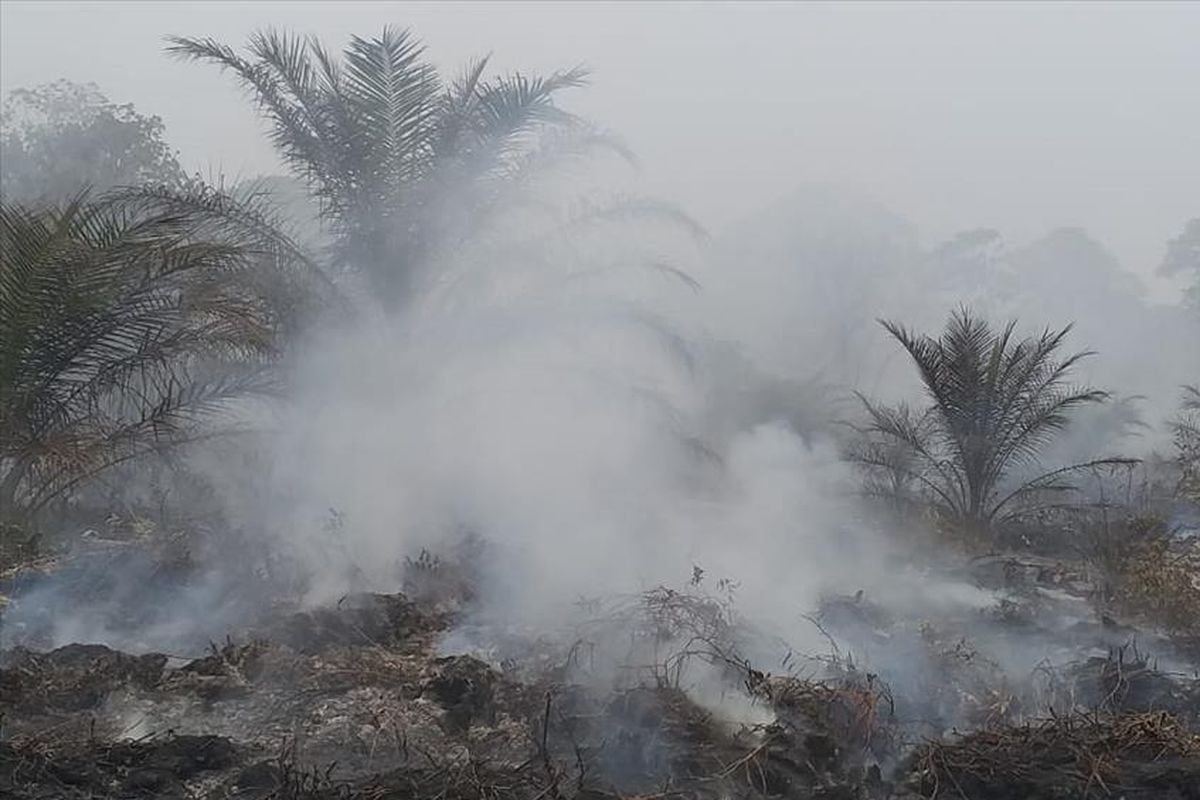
853,308 -> 1123,533
166,26 -> 624,304
0,185 -> 318,523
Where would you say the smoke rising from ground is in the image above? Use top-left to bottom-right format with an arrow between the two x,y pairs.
251,189 -> 872,647
3,13 -> 1198,783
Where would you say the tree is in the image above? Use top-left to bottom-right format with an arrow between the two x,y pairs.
0,185 -> 316,523
1172,384 -> 1200,503
924,228 -> 1015,316
852,308 -> 1121,533
1160,218 -> 1200,312
167,26 -> 622,304
849,403 -> 940,517
0,80 -> 187,203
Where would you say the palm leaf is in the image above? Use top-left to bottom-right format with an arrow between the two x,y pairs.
1,185 -> 313,521
853,308 -> 1111,533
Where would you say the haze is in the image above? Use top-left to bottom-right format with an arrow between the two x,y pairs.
3,0 -> 1197,286
4,4 -> 1200,795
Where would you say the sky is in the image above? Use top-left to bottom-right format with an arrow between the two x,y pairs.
2,1 -> 1198,283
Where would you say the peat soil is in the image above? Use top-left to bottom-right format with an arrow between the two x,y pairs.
1,548 -> 1199,799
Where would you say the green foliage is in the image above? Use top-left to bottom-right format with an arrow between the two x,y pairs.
0,80 -> 187,204
0,185 -> 316,523
167,27 -> 624,304
852,308 -> 1122,533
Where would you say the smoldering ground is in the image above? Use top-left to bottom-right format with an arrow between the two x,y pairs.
6,178 -> 1191,721
3,7 -> 1199,799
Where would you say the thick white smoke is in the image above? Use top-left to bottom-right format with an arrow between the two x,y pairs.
255,214 -> 868,647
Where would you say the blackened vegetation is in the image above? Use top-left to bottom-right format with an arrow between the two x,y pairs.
564,684 -> 886,799
1,734 -> 238,800
1,644 -> 167,714
3,571 -> 1199,800
905,713 -> 1200,800
1062,645 -> 1200,725
420,656 -> 498,732
271,593 -> 442,655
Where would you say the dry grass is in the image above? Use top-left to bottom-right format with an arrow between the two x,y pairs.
906,710 -> 1200,799
1112,533 -> 1200,639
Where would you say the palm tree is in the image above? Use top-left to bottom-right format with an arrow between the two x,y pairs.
852,308 -> 1124,533
0,185 -> 317,524
166,27 -> 623,304
849,403 -> 940,516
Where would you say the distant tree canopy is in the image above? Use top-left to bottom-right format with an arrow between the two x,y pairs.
1161,218 -> 1200,312
0,80 -> 187,203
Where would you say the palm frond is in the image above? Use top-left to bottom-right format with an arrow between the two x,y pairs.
1,186 -> 310,521
856,308 -> 1111,533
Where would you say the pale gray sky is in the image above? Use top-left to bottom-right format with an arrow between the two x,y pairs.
3,1 -> 1198,281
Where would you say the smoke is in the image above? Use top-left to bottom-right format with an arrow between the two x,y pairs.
250,197 -> 872,646
8,169 -> 1190,721
2,78 -> 1193,747
228,172 -> 1165,742
5,166 -> 1192,746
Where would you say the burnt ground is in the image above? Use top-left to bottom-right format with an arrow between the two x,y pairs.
1,550 -> 1199,799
